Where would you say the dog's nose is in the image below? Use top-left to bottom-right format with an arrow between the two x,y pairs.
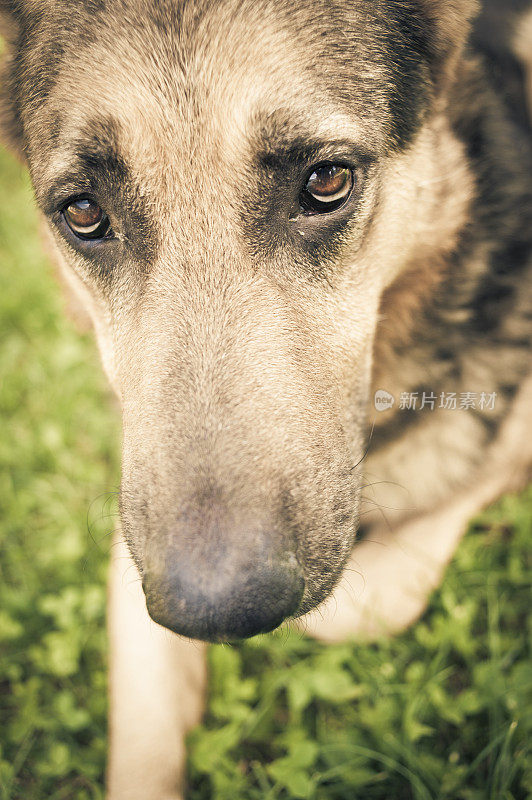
142,546 -> 304,642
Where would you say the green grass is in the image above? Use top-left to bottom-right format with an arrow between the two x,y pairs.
0,143 -> 530,800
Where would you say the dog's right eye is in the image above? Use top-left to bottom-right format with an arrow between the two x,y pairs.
299,164 -> 354,215
62,198 -> 112,240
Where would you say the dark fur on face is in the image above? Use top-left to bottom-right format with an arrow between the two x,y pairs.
1,0 -> 531,641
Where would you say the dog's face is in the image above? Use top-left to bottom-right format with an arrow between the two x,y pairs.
1,0 -> 476,641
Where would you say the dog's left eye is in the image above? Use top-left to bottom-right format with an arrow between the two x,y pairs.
62,198 -> 112,240
299,164 -> 354,214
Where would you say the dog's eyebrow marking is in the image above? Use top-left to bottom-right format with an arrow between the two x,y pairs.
39,115 -> 159,264
258,137 -> 377,172
39,117 -> 128,212
250,111 -> 377,171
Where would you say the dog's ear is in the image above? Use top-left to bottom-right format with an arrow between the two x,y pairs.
419,0 -> 480,88
0,0 -> 43,34
0,1 -> 17,39
0,1 -> 41,159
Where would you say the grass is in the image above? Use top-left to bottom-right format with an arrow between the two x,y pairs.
0,142 -> 530,800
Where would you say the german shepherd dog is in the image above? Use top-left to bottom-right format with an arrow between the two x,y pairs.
1,0 -> 531,797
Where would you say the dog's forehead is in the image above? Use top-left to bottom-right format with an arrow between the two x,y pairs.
29,0 -> 422,191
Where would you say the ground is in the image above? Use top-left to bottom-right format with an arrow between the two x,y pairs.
0,144 -> 531,800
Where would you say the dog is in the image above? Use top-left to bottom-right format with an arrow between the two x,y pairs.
1,0 -> 531,797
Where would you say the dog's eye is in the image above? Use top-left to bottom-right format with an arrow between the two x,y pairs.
299,164 -> 354,214
63,198 -> 111,240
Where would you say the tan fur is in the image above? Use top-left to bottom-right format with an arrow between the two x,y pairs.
108,538 -> 206,800
514,8 -> 532,118
303,371 -> 532,640
1,1 -> 531,798
372,112 -> 474,392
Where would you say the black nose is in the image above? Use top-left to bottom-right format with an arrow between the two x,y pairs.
143,547 -> 305,642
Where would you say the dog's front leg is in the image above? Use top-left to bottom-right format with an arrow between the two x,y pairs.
301,490 -> 489,642
303,469 -> 529,643
303,374 -> 532,643
107,537 -> 207,800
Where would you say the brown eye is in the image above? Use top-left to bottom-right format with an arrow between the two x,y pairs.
63,198 -> 111,239
300,164 -> 354,214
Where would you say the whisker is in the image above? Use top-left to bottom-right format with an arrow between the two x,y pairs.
350,418 -> 376,473
360,495 -> 416,514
